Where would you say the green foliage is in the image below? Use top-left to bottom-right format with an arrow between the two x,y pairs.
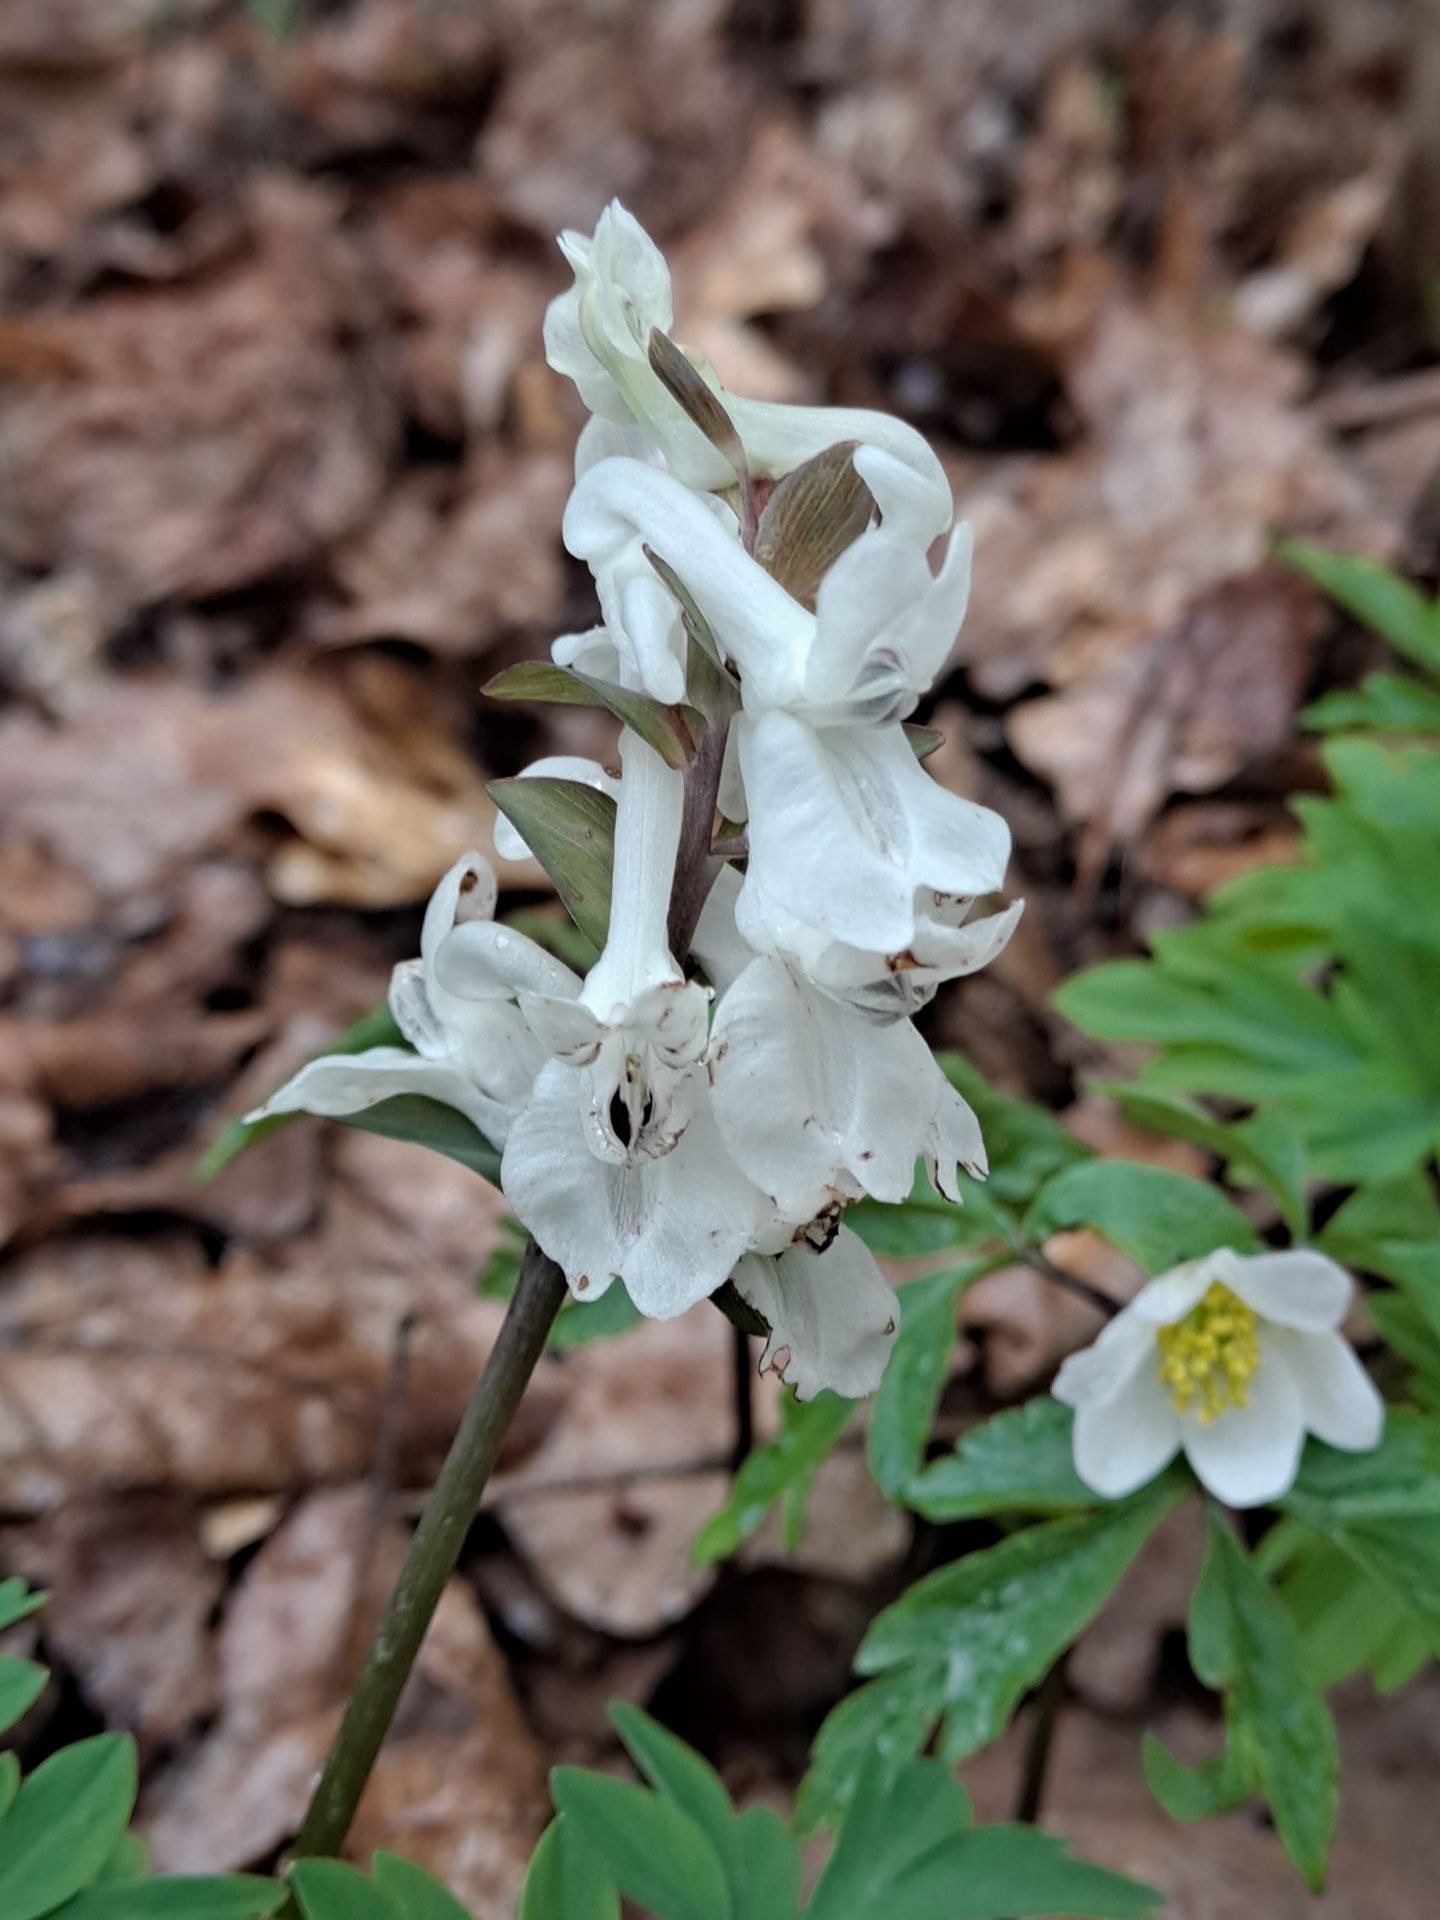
799,1471 -> 1185,1832
1024,1158 -> 1262,1271
1099,1087 -> 1308,1238
1058,734 -> 1440,1190
1278,540 -> 1440,730
1147,1513 -> 1338,1891
1278,1414 -> 1440,1648
524,1707 -> 1161,1920
1267,1527 -> 1431,1694
0,1736 -> 138,1920
196,1004 -> 503,1190
195,1001 -> 404,1179
865,1259 -> 1005,1499
61,1883 -> 286,1918
487,777 -> 616,949
904,1398 -> 1094,1522
484,662 -> 702,769
692,1388 -> 858,1564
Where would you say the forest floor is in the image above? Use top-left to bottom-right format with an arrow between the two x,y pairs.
2,3 -> 1440,1913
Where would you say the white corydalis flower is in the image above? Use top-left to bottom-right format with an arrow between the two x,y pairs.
245,853 -> 550,1147
731,1228 -> 900,1401
544,201 -> 951,499
1053,1248 -> 1384,1509
563,454 -> 1012,955
499,730 -> 767,1314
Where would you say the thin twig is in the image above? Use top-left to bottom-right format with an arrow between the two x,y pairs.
288,1241 -> 567,1864
1010,1241 -> 1123,1319
1013,1657 -> 1068,1824
730,1323 -> 755,1472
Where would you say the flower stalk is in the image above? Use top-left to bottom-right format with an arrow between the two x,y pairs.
288,1240 -> 568,1863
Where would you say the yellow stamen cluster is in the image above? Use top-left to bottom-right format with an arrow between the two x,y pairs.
1156,1282 -> 1260,1423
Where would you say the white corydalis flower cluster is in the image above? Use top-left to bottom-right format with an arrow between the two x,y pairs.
252,203 -> 1024,1401
1054,1248 -> 1383,1508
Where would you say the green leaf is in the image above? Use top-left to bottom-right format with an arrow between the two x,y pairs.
1141,1734 -> 1253,1822
91,1834 -> 148,1886
1162,1513 -> 1338,1891
1278,540 -> 1440,677
519,1818 -> 618,1920
1024,1159 -> 1261,1272
0,1578 -> 46,1632
799,1474 -> 1184,1831
1272,1529 -> 1433,1692
692,1390 -> 857,1565
0,1658 -> 47,1737
290,1860 -> 401,1920
0,1734 -> 138,1920
60,1878 -> 288,1919
905,1399 -> 1094,1522
754,441 -> 875,610
549,1768 -> 732,1920
195,1002 -> 403,1182
851,1824 -> 1163,1920
1304,672 -> 1440,733
866,1262 -> 1001,1499
807,1753 -> 1159,1920
1100,1086 -> 1308,1238
0,1754 -> 19,1820
937,1054 -> 1094,1205
610,1708 -> 800,1920
1279,1415 -> 1440,1640
332,1094 -> 502,1183
806,1755 -> 973,1919
483,663 -> 700,770
370,1852 -> 473,1920
488,777 -> 615,949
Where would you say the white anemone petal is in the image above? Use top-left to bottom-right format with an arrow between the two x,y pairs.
1226,1249 -> 1352,1331
1071,1367 -> 1183,1499
1181,1348 -> 1306,1507
1272,1326 -> 1384,1451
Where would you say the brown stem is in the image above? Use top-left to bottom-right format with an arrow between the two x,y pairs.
289,1241 -> 566,1862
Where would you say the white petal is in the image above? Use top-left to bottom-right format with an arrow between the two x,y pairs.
1272,1327 -> 1385,1452
726,391 -> 951,503
516,992 -> 603,1063
1071,1367 -> 1183,1499
581,732 -> 685,1014
850,443 -> 954,547
805,521 -> 971,722
388,958 -> 448,1059
492,753 -> 619,864
501,1062 -> 766,1313
572,413 -> 661,478
420,852 -> 497,975
1052,1310 -> 1155,1409
434,921 -> 583,1003
564,458 -> 812,700
246,1046 -> 511,1145
690,862 -> 754,998
618,569 -> 687,704
1226,1249 -> 1353,1331
711,955 -> 978,1219
731,1228 -> 900,1401
1181,1346 -> 1307,1507
925,1074 -> 988,1199
738,711 -> 1010,954
1130,1257 -> 1229,1326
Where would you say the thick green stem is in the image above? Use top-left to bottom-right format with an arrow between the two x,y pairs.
290,1240 -> 567,1861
